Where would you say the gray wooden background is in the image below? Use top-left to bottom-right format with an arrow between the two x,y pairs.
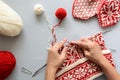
0,0 -> 120,80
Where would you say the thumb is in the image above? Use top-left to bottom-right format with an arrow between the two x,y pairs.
84,49 -> 90,58
60,47 -> 68,59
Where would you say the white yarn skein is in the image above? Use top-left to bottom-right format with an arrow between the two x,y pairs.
34,4 -> 44,15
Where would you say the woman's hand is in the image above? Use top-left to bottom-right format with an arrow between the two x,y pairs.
45,39 -> 68,80
72,38 -> 104,64
72,38 -> 120,80
46,39 -> 68,72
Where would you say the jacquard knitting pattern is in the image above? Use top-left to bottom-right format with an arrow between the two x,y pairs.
72,0 -> 103,20
55,32 -> 115,80
97,0 -> 120,27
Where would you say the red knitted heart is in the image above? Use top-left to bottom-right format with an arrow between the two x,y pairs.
97,0 -> 120,28
72,0 -> 104,20
0,51 -> 16,80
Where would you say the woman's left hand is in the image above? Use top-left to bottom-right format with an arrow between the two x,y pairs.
46,39 -> 68,72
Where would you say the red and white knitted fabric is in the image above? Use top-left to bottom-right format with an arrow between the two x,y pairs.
55,32 -> 115,80
72,0 -> 104,20
97,0 -> 120,28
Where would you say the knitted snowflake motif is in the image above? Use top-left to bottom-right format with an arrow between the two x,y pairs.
55,32 -> 115,80
97,0 -> 120,27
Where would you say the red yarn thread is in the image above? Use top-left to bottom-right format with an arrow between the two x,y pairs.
51,8 -> 67,46
0,51 -> 16,80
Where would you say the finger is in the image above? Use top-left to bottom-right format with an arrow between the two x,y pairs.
71,40 -> 89,49
84,49 -> 90,57
60,47 -> 68,58
82,38 -> 92,43
53,38 -> 67,51
71,38 -> 88,44
83,38 -> 96,47
80,38 -> 88,42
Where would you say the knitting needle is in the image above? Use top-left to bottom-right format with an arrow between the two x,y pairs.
32,64 -> 47,77
32,42 -> 70,77
109,49 -> 116,53
21,67 -> 33,75
21,64 -> 47,77
102,28 -> 112,34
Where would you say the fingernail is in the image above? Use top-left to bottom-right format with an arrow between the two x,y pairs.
63,38 -> 67,41
71,41 -> 75,43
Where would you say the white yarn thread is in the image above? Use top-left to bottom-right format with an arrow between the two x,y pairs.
33,4 -> 52,47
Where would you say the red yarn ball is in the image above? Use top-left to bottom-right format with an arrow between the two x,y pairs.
55,8 -> 67,20
0,51 -> 16,80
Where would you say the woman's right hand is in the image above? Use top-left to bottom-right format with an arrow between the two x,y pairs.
72,38 -> 105,64
72,38 -> 120,80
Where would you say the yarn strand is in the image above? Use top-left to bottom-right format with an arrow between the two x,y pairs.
51,20 -> 62,46
51,8 -> 67,46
